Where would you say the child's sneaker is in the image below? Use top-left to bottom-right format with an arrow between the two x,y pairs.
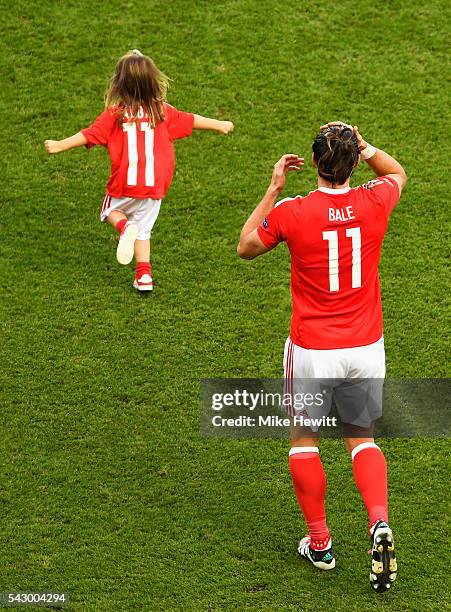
116,222 -> 138,265
298,535 -> 336,570
133,274 -> 153,292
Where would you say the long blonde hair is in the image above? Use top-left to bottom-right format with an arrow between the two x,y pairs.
105,50 -> 169,127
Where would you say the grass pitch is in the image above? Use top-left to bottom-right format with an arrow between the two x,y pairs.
1,0 -> 450,610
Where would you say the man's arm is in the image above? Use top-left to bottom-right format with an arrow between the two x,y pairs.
193,115 -> 234,135
321,121 -> 407,193
362,147 -> 407,193
44,132 -> 87,154
237,154 -> 304,260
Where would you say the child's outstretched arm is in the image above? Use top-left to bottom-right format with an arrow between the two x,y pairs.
44,132 -> 87,154
193,115 -> 234,135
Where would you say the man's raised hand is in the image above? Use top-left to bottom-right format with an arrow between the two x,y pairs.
271,154 -> 304,193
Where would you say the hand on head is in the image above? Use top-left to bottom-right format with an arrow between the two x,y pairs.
320,121 -> 367,151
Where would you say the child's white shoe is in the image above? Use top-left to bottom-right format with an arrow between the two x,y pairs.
116,222 -> 138,265
133,274 -> 153,292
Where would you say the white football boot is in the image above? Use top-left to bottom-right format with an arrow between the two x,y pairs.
298,535 -> 336,570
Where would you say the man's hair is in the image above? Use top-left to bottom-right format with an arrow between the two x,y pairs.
312,126 -> 360,185
105,50 -> 169,127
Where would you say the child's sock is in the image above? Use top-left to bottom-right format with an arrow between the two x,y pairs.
289,447 -> 330,550
135,262 -> 151,279
352,442 -> 388,531
115,218 -> 128,234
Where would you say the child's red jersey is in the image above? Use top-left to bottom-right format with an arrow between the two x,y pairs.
257,177 -> 400,350
81,103 -> 194,199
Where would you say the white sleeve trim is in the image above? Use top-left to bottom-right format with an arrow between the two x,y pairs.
381,176 -> 397,187
275,195 -> 301,208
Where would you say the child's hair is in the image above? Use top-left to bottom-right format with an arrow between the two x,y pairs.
312,125 -> 360,185
105,49 -> 169,127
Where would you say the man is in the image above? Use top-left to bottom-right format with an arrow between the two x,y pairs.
237,121 -> 407,593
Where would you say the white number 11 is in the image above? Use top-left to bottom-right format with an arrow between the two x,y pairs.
322,227 -> 362,292
122,122 -> 155,187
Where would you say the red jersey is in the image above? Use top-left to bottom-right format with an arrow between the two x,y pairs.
81,103 -> 194,199
257,177 -> 400,349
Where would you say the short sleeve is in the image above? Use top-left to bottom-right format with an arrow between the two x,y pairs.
164,103 -> 194,140
363,176 -> 400,218
81,110 -> 116,149
257,199 -> 291,249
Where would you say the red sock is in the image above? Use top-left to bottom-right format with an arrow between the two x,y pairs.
115,218 -> 127,234
289,447 -> 330,550
352,442 -> 388,530
135,262 -> 151,279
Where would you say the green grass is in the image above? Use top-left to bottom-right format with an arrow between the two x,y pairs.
1,0 -> 450,610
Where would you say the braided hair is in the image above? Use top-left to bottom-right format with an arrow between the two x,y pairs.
312,125 -> 360,185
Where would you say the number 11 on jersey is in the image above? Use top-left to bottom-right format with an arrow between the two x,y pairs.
323,227 -> 362,292
123,122 -> 155,187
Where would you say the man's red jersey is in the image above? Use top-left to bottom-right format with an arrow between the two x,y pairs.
257,178 -> 400,349
81,103 -> 194,200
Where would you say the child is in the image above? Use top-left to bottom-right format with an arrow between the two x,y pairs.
45,49 -> 234,291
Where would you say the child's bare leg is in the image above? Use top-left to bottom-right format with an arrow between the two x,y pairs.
134,239 -> 150,262
107,210 -> 127,229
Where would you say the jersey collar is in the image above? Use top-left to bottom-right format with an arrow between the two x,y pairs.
317,186 -> 351,195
